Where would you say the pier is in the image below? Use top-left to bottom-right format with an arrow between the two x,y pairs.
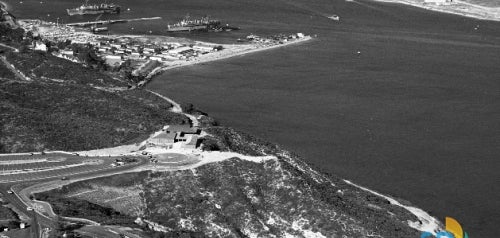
66,17 -> 162,27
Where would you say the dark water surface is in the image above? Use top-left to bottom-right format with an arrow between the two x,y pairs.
6,0 -> 500,236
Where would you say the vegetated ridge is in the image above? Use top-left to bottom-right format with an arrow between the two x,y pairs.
37,126 -> 423,237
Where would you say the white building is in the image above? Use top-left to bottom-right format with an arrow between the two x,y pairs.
60,50 -> 73,56
193,45 -> 214,53
34,41 -> 47,52
149,56 -> 163,62
105,55 -> 123,67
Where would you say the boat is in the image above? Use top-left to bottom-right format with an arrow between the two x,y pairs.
67,1 -> 120,16
328,15 -> 340,21
91,26 -> 108,33
167,14 -> 239,32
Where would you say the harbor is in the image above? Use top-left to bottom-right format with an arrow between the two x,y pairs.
65,16 -> 162,27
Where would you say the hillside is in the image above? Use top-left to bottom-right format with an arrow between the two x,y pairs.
36,126 -> 427,238
0,79 -> 190,153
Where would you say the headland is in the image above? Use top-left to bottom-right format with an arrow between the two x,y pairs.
367,0 -> 500,22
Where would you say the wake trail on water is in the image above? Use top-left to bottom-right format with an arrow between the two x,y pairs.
348,0 -> 408,20
275,0 -> 341,21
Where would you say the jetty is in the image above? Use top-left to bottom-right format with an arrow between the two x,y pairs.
66,17 -> 161,27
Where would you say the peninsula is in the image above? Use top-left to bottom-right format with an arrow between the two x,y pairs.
367,0 -> 500,21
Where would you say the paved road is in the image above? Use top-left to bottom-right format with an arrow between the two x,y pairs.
0,155 -> 149,238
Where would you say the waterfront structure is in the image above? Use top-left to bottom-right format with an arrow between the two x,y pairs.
167,15 -> 239,32
67,1 -> 121,16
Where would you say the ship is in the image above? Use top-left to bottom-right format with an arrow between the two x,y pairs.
90,26 -> 108,33
67,1 -> 120,16
167,14 -> 239,32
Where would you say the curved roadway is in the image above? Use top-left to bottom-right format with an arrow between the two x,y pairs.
0,154 -> 149,238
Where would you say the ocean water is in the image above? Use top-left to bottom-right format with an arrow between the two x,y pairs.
5,0 -> 500,237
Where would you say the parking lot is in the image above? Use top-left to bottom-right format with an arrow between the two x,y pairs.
0,153 -> 139,183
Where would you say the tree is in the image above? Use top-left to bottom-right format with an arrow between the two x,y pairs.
201,138 -> 220,151
181,103 -> 194,114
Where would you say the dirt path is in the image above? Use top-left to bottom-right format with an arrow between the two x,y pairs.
0,42 -> 18,52
147,90 -> 200,127
0,55 -> 29,81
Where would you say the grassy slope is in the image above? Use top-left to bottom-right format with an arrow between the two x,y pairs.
5,51 -> 127,87
0,79 -> 188,152
0,47 -> 190,153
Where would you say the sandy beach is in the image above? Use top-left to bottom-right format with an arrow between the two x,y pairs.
141,35 -> 314,83
367,0 -> 500,21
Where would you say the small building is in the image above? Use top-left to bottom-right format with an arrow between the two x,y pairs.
34,41 -> 47,52
168,46 -> 193,55
60,50 -> 74,56
129,52 -> 141,59
296,33 -> 305,38
160,54 -> 178,61
110,43 -> 122,49
105,55 -> 123,67
149,56 -> 163,62
148,125 -> 202,149
193,45 -> 214,53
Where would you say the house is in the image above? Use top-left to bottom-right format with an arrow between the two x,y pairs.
156,125 -> 201,148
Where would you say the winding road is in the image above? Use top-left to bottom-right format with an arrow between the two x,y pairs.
0,154 -> 149,238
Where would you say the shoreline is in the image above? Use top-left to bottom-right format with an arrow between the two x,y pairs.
138,36 -> 314,86
367,0 -> 500,22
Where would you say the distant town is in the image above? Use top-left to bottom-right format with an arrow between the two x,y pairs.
17,19 -> 311,86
